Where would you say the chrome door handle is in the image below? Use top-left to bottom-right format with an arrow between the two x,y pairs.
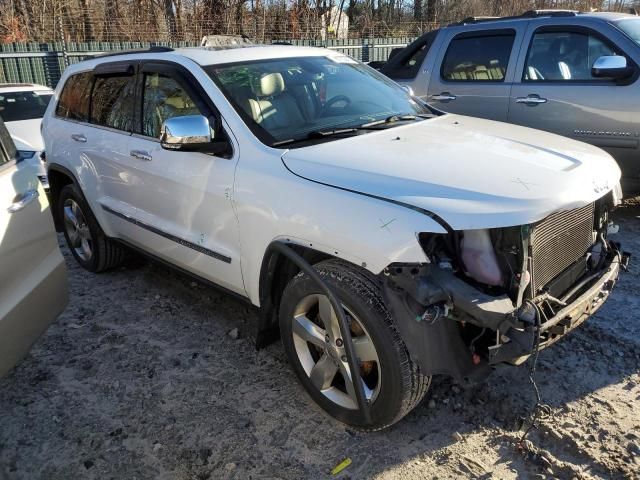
130,150 -> 152,162
8,189 -> 39,214
516,95 -> 548,105
71,133 -> 87,143
430,93 -> 457,101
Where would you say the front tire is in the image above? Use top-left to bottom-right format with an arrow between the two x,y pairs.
58,183 -> 125,272
279,259 -> 430,430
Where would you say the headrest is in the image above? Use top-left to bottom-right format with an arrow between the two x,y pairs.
252,72 -> 284,97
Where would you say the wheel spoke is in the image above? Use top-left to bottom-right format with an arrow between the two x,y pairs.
339,360 -> 374,403
78,225 -> 91,241
318,295 -> 341,342
69,231 -> 80,248
293,314 -> 326,348
309,353 -> 339,391
353,336 -> 377,362
63,205 -> 79,229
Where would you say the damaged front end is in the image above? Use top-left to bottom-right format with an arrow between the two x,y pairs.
382,193 -> 631,382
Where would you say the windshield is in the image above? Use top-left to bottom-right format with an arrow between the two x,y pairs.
0,91 -> 53,122
206,56 -> 432,146
616,18 -> 640,45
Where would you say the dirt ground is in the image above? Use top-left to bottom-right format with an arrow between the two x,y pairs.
1,199 -> 639,480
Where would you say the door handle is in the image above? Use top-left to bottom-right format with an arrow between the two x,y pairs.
430,92 -> 457,101
516,95 -> 548,105
8,189 -> 39,214
71,133 -> 87,143
130,150 -> 152,162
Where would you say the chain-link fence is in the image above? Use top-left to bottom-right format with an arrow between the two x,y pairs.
0,37 -> 416,88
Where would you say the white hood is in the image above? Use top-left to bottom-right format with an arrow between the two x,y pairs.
5,119 -> 44,151
281,115 -> 622,230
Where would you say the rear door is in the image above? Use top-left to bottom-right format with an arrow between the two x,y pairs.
0,118 -> 67,378
426,27 -> 523,121
508,23 -> 640,184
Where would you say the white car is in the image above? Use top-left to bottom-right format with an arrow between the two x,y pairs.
42,45 -> 627,430
0,83 -> 54,189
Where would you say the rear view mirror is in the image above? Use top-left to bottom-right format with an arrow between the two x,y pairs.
160,115 -> 212,151
592,55 -> 632,79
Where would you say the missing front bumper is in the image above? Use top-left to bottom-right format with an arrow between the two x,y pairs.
382,248 -> 624,381
488,254 -> 621,365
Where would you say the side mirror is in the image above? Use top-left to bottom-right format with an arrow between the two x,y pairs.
592,55 -> 632,79
160,115 -> 222,152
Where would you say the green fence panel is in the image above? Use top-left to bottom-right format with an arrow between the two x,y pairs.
0,38 -> 412,88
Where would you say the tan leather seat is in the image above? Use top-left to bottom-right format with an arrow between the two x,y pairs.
247,73 -> 305,134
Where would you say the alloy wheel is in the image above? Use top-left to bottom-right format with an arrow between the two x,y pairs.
291,294 -> 381,410
63,198 -> 93,262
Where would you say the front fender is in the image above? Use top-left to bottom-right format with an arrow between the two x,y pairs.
236,169 -> 447,306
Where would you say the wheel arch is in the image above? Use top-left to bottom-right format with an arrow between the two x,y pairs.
256,241 -> 339,347
47,164 -> 78,231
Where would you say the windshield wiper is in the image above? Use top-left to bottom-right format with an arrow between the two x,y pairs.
271,114 -> 434,147
271,128 -> 360,147
360,113 -> 434,128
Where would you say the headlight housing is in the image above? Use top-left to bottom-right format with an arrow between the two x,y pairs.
460,229 -> 503,286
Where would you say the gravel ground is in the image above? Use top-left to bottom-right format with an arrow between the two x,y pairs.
1,198 -> 639,480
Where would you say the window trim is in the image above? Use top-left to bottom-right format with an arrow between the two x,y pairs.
521,24 -> 639,85
439,28 -> 517,84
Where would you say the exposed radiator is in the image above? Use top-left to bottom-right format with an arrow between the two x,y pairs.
530,203 -> 595,294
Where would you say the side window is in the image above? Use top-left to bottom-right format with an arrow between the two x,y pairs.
141,73 -> 201,138
55,72 -> 93,121
89,75 -> 136,131
441,32 -> 515,82
524,30 -> 619,81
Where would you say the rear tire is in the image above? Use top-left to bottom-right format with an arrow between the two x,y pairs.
58,183 -> 126,272
279,259 -> 430,430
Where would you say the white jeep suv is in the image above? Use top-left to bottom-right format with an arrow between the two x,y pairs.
43,45 -> 627,430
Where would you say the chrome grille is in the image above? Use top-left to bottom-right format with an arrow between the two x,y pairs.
530,203 -> 595,293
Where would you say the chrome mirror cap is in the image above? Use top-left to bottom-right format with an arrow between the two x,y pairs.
160,115 -> 212,150
592,55 -> 630,78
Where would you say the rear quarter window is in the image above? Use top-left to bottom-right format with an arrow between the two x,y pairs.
56,72 -> 93,121
441,31 -> 515,82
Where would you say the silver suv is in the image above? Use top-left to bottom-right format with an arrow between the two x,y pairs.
381,10 -> 640,192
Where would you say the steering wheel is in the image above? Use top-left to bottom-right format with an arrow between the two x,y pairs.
322,95 -> 352,115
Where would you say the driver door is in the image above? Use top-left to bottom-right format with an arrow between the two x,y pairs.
112,62 -> 245,295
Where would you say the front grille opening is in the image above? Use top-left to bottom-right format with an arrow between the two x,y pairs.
529,203 -> 595,294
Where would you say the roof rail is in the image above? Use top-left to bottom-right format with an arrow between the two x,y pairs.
521,9 -> 579,18
92,46 -> 174,59
449,9 -> 579,26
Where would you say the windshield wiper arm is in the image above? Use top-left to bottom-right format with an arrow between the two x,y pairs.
359,114 -> 421,128
271,128 -> 360,147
